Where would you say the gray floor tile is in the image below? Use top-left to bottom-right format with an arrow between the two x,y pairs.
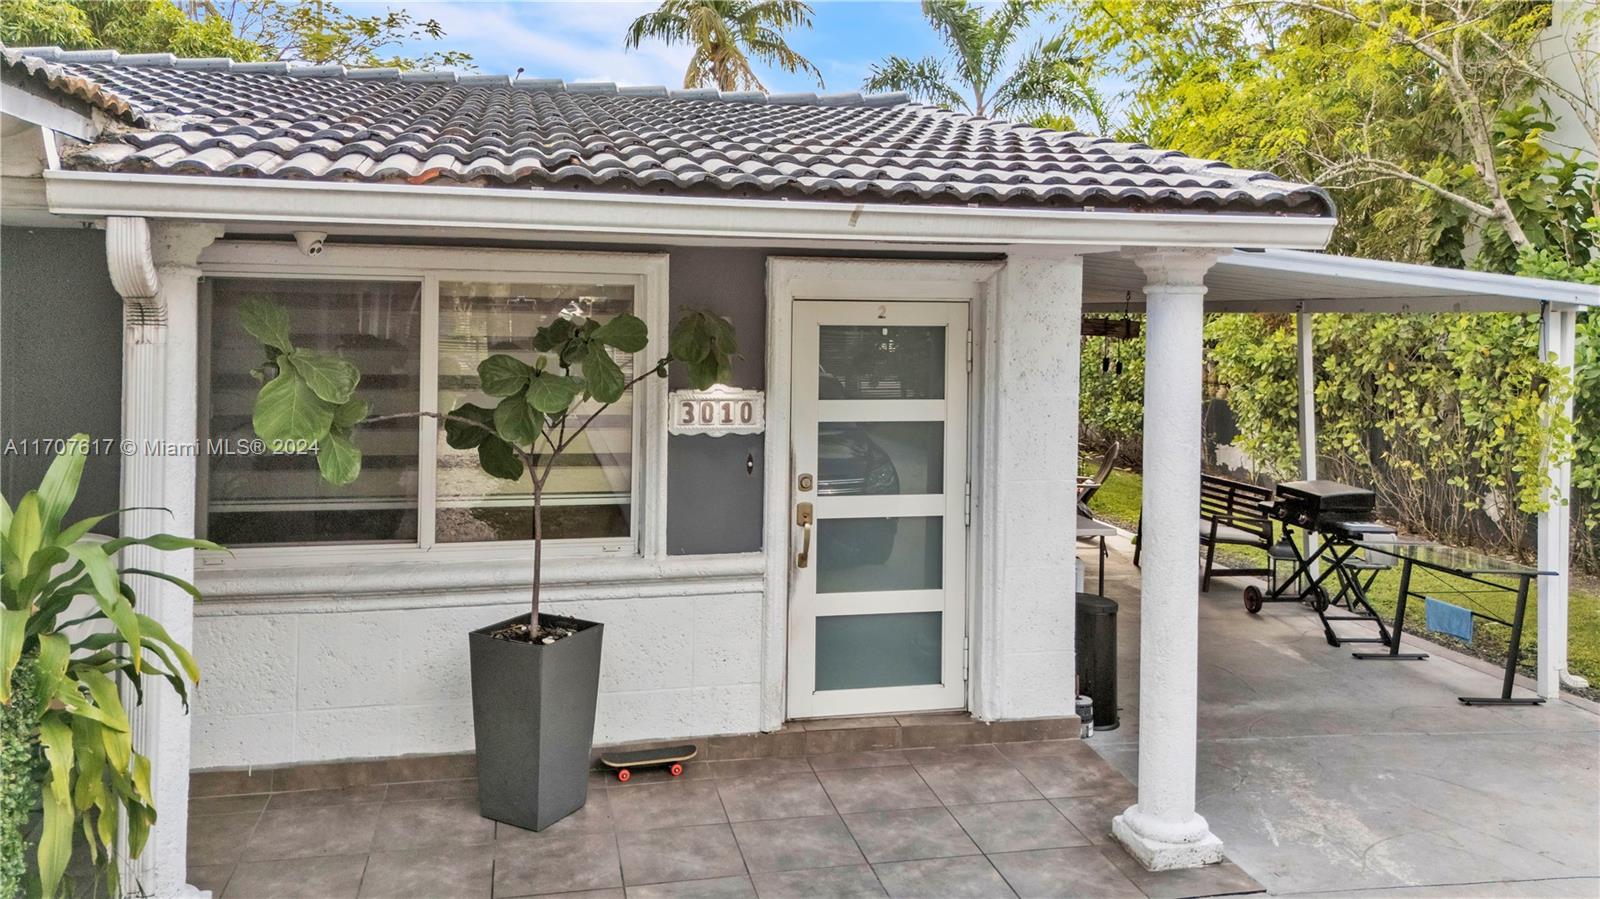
617,824 -> 746,885
901,745 -> 1007,766
946,800 -> 1089,854
190,794 -> 269,816
913,763 -> 1042,806
241,803 -> 381,861
751,864 -> 888,898
223,853 -> 367,899
807,750 -> 909,772
1009,750 -> 1132,800
495,830 -> 624,897
1049,791 -> 1136,846
357,844 -> 493,899
497,789 -> 614,837
988,846 -> 1145,899
384,779 -> 478,802
815,767 -> 941,814
872,856 -> 1017,899
265,785 -> 388,809
718,773 -> 836,822
609,780 -> 728,831
709,757 -> 815,780
188,864 -> 232,896
371,797 -> 495,850
187,812 -> 261,867
626,875 -> 757,898
842,807 -> 979,863
732,815 -> 866,873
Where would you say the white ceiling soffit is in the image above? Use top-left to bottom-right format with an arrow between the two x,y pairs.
1084,249 -> 1599,313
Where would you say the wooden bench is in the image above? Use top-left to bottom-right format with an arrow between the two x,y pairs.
1134,474 -> 1275,591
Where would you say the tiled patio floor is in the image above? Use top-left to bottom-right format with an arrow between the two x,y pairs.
186,740 -> 1263,898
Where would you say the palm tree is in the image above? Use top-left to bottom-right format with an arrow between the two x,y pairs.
863,0 -> 1106,131
625,0 -> 822,92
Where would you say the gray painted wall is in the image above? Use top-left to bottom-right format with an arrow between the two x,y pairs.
666,248 -> 767,554
0,226 -> 123,530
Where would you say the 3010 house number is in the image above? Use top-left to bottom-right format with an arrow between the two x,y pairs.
667,387 -> 765,436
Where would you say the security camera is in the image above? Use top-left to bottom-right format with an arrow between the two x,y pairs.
293,231 -> 327,256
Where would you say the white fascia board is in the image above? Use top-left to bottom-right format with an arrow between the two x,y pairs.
43,169 -> 1338,251
1,84 -> 97,141
1235,249 -> 1600,308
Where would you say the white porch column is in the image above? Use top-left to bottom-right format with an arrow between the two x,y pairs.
980,251 -> 1083,720
108,218 -> 222,898
1113,248 -> 1225,870
1537,306 -> 1585,698
1296,310 -> 1317,481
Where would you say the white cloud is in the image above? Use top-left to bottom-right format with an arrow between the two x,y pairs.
395,1 -> 694,86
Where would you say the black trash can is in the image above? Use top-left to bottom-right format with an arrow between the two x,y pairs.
1075,593 -> 1119,731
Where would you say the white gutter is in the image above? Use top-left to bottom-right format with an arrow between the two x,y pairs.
43,170 -> 1337,251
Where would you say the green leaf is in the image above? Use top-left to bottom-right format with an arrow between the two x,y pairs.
239,297 -> 294,353
332,398 -> 370,430
101,534 -> 225,555
286,350 -> 360,405
36,433 -> 89,537
478,354 -> 533,397
494,393 -> 543,446
594,313 -> 649,353
669,313 -> 713,363
0,608 -> 25,704
526,372 -> 582,414
34,633 -> 70,716
37,712 -> 75,899
444,403 -> 495,449
121,568 -> 204,602
7,492 -> 44,586
65,544 -> 141,672
316,431 -> 362,485
135,613 -> 200,683
584,344 -> 627,404
532,317 -> 575,352
477,436 -> 524,480
253,366 -> 335,448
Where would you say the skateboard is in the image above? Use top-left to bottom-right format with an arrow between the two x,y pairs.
599,744 -> 698,782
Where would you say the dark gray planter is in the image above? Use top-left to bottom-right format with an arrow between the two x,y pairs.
468,612 -> 603,832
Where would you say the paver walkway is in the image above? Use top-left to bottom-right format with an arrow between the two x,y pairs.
185,740 -> 1262,898
1086,537 -> 1600,898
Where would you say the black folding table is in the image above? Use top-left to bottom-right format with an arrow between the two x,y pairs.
1351,541 -> 1551,706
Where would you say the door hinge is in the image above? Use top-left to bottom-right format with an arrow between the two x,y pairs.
963,480 -> 972,527
965,328 -> 974,373
963,635 -> 971,683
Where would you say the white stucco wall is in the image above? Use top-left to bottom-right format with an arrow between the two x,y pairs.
190,583 -> 765,770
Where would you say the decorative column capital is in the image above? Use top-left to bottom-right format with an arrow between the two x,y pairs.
149,220 -> 225,273
1128,248 -> 1225,294
107,219 -> 222,333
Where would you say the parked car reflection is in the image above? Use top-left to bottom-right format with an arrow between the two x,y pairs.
817,423 -> 900,567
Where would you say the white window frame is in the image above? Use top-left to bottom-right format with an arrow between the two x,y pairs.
194,242 -> 671,572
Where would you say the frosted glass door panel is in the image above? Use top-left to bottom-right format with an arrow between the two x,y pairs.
817,422 -> 944,496
816,612 -> 942,691
819,326 -> 945,399
816,516 -> 942,594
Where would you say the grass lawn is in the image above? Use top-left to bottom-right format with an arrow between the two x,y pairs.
1082,465 -> 1600,688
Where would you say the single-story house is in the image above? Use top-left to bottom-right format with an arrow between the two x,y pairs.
2,46 -> 1593,897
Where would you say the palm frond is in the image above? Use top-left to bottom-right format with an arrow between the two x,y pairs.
862,55 -> 965,110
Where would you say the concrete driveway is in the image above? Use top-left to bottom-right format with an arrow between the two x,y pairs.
1083,539 -> 1600,897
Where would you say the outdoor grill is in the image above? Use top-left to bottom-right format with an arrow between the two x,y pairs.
1267,480 -> 1376,530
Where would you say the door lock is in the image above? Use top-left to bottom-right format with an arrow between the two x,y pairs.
795,501 -> 814,568
798,473 -> 814,492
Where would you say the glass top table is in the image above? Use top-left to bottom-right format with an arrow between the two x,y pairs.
1353,538 -> 1553,577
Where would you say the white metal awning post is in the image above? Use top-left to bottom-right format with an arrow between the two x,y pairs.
1538,305 -> 1585,697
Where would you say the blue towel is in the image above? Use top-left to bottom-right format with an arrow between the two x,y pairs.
1425,597 -> 1474,643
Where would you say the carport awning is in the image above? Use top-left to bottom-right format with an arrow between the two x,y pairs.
1085,249 -> 1599,313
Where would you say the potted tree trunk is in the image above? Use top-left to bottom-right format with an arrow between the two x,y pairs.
239,298 -> 735,830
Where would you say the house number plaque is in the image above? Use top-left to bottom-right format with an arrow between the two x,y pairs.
668,386 -> 765,436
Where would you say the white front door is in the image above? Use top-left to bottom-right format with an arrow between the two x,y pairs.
787,300 -> 969,718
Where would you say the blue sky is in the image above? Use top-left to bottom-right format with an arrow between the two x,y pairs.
357,1 -> 1064,98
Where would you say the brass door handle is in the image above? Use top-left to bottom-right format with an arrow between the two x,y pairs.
796,502 -> 814,568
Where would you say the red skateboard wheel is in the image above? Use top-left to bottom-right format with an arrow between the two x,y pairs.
617,769 -> 631,782
670,763 -> 684,777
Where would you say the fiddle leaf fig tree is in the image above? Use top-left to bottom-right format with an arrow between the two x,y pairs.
241,301 -> 737,637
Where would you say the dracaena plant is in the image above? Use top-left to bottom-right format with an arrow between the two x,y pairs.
1,435 -> 213,899
239,299 -> 736,635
